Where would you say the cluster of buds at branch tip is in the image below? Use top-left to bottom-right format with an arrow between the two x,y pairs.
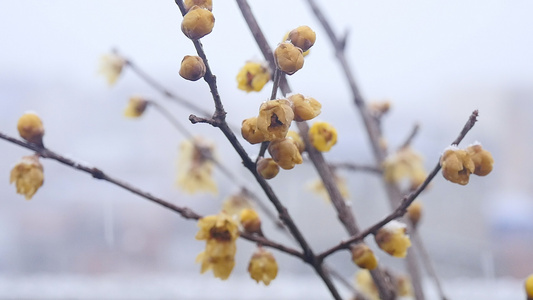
274,26 -> 316,75
440,143 -> 493,185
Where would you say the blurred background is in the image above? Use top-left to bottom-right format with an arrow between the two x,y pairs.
0,0 -> 532,299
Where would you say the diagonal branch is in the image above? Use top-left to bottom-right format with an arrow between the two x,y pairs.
0,131 -> 304,259
318,110 -> 479,260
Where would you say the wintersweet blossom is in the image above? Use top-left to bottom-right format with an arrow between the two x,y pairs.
308,121 -> 337,152
176,137 -> 217,194
440,146 -> 475,185
374,220 -> 411,258
248,248 -> 278,285
256,99 -> 294,141
124,96 -> 148,118
10,155 -> 44,200
355,270 -> 413,300
351,244 -> 378,270
99,53 -> 125,85
466,143 -> 494,176
236,62 -> 271,92
195,213 -> 239,280
383,146 -> 427,189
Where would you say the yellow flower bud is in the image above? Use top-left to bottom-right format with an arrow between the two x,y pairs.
256,99 -> 294,141
10,155 -> 44,200
354,270 -> 380,300
181,6 -> 215,40
466,143 -> 494,176
440,146 -> 475,185
184,0 -> 212,11
256,157 -> 279,179
374,220 -> 411,258
268,138 -> 303,170
308,121 -> 338,152
274,42 -> 304,75
179,55 -> 206,81
236,61 -> 271,92
124,96 -> 148,118
288,25 -> 316,52
240,208 -> 262,234
525,274 -> 533,299
248,248 -> 278,286
407,201 -> 423,228
98,53 -> 125,85
17,112 -> 44,146
286,130 -> 305,153
288,93 -> 321,122
351,244 -> 378,270
241,117 -> 266,145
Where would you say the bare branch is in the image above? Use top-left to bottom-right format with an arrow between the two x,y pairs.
329,162 -> 382,174
399,123 -> 420,150
318,110 -> 479,260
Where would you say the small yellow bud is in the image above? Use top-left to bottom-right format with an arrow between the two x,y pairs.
288,26 -> 316,52
236,61 -> 271,92
240,208 -> 262,234
17,112 -> 44,146
288,93 -> 321,122
274,42 -> 304,75
181,6 -> 215,40
268,138 -> 303,170
241,117 -> 266,145
179,55 -> 206,81
10,155 -> 44,200
184,0 -> 212,11
440,146 -> 475,185
98,53 -> 125,85
256,157 -> 280,179
124,96 -> 148,118
368,100 -> 391,116
407,201 -> 423,228
466,143 -> 494,176
248,248 -> 278,286
256,99 -> 294,141
525,274 -> 533,299
351,244 -> 378,270
374,220 -> 411,258
308,121 -> 338,152
286,130 -> 305,153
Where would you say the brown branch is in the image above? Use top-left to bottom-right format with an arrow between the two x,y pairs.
171,4 -> 336,298
318,110 -> 479,260
0,131 -> 306,259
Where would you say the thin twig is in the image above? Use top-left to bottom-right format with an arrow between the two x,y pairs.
399,123 -> 420,150
270,69 -> 281,100
0,131 -> 305,259
121,55 -> 212,118
317,110 -> 479,260
411,229 -> 449,300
